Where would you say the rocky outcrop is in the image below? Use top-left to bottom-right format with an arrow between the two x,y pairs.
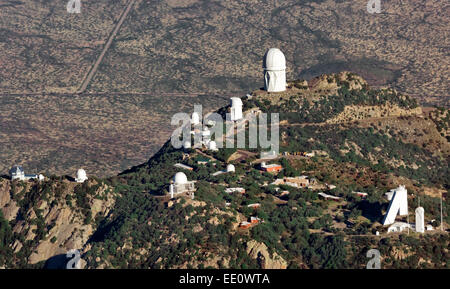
0,178 -> 116,267
246,240 -> 287,269
308,71 -> 367,92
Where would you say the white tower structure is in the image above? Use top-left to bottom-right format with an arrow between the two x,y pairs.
415,207 -> 425,233
263,48 -> 286,92
191,112 -> 200,125
75,169 -> 88,183
382,185 -> 408,225
230,97 -> 243,121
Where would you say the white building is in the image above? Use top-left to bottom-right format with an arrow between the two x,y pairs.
9,166 -> 40,181
75,169 -> 88,183
212,164 -> 235,176
263,48 -> 286,92
387,222 -> 411,233
202,127 -> 211,145
226,164 -> 235,173
230,97 -> 243,121
169,172 -> 196,199
208,140 -> 218,152
10,166 -> 25,180
415,207 -> 425,233
224,187 -> 245,194
183,140 -> 191,150
318,192 -> 341,201
191,112 -> 200,126
382,185 -> 408,225
173,163 -> 193,171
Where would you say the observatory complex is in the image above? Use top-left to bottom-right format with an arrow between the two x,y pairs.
9,166 -> 44,181
263,48 -> 286,92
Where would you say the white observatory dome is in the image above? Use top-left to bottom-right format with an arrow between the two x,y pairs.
263,48 -> 286,71
75,169 -> 88,183
263,48 -> 287,92
209,140 -> 217,150
230,97 -> 243,108
191,112 -> 200,125
226,164 -> 235,173
202,128 -> 210,137
173,172 -> 188,185
183,140 -> 191,149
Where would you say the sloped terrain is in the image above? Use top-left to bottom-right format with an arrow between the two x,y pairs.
88,0 -> 449,105
0,93 -> 227,177
2,73 -> 440,269
0,0 -> 448,105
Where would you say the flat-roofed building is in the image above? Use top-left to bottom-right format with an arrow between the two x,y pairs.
260,162 -> 282,173
173,163 -> 194,171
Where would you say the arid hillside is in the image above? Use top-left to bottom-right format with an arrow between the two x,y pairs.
0,0 -> 448,105
0,93 -> 227,177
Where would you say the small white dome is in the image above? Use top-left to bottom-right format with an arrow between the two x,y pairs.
202,128 -> 210,136
183,140 -> 191,149
230,97 -> 243,108
263,48 -> 286,70
191,112 -> 200,125
77,169 -> 87,179
173,172 -> 188,185
75,169 -> 88,183
209,140 -> 217,150
226,164 -> 235,173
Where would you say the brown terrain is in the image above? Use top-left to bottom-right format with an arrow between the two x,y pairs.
0,0 -> 448,178
0,177 -> 116,266
0,93 -> 227,177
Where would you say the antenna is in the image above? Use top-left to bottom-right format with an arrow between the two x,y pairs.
407,212 -> 410,235
441,192 -> 443,231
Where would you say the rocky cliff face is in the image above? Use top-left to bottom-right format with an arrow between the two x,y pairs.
246,240 -> 287,269
0,178 -> 116,267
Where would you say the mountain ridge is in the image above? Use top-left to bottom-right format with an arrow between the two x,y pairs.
2,72 -> 448,269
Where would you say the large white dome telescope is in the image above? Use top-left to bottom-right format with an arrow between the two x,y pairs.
263,48 -> 286,92
173,172 -> 188,185
75,169 -> 88,183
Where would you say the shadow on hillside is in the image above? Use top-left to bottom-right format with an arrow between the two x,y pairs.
44,254 -> 70,269
356,200 -> 383,223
